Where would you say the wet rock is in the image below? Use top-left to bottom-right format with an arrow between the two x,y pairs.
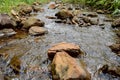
0,52 -> 9,60
109,44 -> 120,52
112,18 -> 120,28
0,13 -> 16,29
89,18 -> 99,25
82,17 -> 99,25
116,31 -> 120,37
48,3 -> 56,9
45,16 -> 56,19
72,16 -> 79,25
10,55 -> 21,74
98,64 -> 120,77
72,10 -> 81,16
51,52 -> 91,80
104,18 -> 113,22
32,5 -> 44,12
109,44 -> 120,56
87,12 -> 98,17
99,21 -> 105,26
29,26 -> 48,36
68,7 -> 73,10
48,42 -> 83,59
18,4 -> 33,16
0,29 -> 16,37
22,17 -> 45,29
55,9 -> 74,20
82,16 -> 90,23
0,32 -> 4,38
97,10 -> 104,14
55,20 -> 64,23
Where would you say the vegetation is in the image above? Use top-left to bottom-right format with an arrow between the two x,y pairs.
0,0 -> 49,13
62,0 -> 120,15
0,0 -> 120,15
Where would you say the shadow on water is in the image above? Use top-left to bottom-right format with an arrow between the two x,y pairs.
0,2 -> 120,80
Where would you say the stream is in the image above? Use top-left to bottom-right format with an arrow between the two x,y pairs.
0,2 -> 120,80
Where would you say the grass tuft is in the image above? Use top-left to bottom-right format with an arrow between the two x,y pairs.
0,0 -> 49,13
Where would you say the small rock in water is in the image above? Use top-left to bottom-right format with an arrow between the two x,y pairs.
99,21 -> 105,26
87,12 -> 98,17
45,16 -> 56,19
2,29 -> 17,37
29,26 -> 48,36
109,44 -> 120,56
112,18 -> 120,28
10,55 -> 21,74
48,3 -> 56,9
98,64 -> 120,77
0,32 -> 5,38
89,18 -> 99,25
97,10 -> 104,14
0,29 -> 16,37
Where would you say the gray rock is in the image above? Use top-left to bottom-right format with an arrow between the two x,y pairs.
0,13 -> 16,29
112,18 -> 120,28
89,18 -> 99,25
0,29 -> 16,37
29,26 -> 48,36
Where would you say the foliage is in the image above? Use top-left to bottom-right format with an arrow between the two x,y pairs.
62,0 -> 120,15
0,0 -> 49,13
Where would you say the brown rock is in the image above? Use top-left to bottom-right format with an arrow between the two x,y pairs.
87,12 -> 98,17
32,2 -> 41,6
51,52 -> 91,80
10,55 -> 21,74
48,3 -> 56,9
0,13 -> 16,29
18,4 -> 33,16
0,28 -> 16,37
45,16 -> 56,19
82,16 -> 90,23
22,17 -> 45,29
89,18 -> 99,25
48,42 -> 83,59
99,64 -> 120,77
55,9 -> 74,20
112,18 -> 120,28
32,5 -> 44,12
109,44 -> 120,56
29,26 -> 48,36
97,10 -> 104,14
109,44 -> 120,52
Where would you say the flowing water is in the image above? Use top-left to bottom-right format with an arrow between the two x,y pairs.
0,2 -> 120,80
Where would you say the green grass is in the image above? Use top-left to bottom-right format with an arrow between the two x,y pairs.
0,0 -> 49,13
